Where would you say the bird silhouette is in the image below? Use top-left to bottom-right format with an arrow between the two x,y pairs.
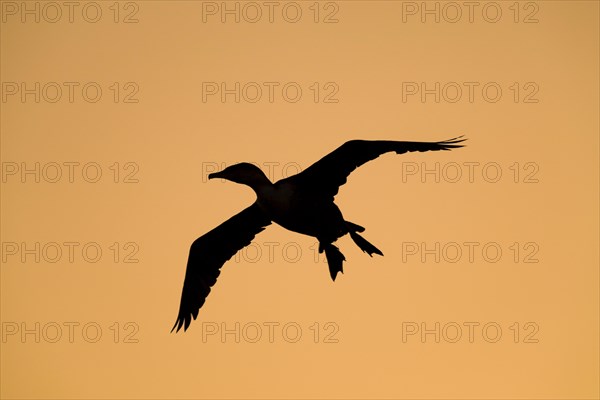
172,137 -> 466,332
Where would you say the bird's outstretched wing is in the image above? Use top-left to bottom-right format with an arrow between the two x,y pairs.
288,137 -> 466,199
172,202 -> 271,333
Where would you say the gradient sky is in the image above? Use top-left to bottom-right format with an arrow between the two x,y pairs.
1,1 -> 598,399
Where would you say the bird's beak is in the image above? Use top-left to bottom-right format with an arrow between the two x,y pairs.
208,171 -> 225,180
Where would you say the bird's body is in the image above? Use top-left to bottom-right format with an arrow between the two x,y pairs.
257,181 -> 346,240
172,137 -> 466,332
256,181 -> 298,225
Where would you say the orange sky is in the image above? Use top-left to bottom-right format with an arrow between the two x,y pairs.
1,1 -> 598,399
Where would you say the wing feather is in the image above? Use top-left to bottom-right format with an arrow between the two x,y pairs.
172,202 -> 271,332
288,137 -> 466,199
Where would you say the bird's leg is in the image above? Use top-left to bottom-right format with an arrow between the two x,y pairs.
322,243 -> 346,281
345,221 -> 384,257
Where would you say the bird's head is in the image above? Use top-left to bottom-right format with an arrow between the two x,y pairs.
208,162 -> 271,188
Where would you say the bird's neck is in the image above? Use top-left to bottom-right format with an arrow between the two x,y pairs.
244,174 -> 273,195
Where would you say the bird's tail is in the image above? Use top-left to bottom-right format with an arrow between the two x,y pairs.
346,221 -> 384,257
321,243 -> 346,281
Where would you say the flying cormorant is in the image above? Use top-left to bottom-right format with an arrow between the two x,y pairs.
172,137 -> 466,332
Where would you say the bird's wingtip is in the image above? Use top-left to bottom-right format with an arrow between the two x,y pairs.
171,319 -> 182,333
171,315 -> 190,333
438,136 -> 467,150
443,135 -> 467,144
